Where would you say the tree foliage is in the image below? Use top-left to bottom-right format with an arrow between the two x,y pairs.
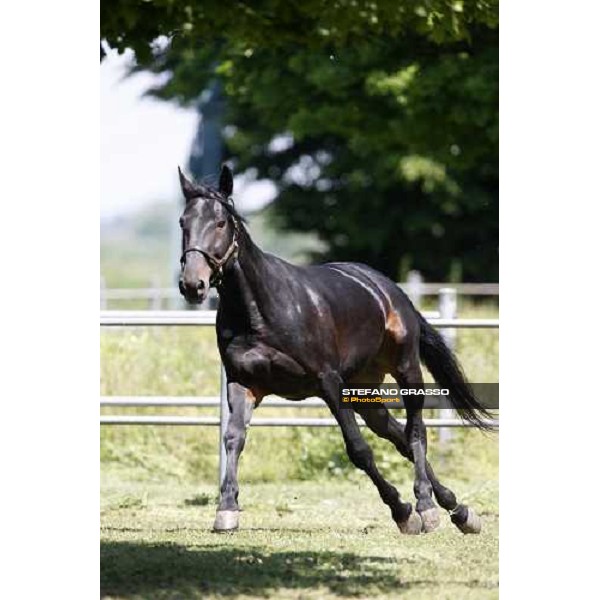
101,1 -> 498,281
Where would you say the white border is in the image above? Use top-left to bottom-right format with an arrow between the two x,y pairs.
501,1 -> 600,596
0,2 -> 99,596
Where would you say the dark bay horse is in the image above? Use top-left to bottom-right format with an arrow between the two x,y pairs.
178,165 -> 491,536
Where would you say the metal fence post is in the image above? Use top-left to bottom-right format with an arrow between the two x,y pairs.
100,276 -> 107,310
438,287 -> 457,443
150,276 -> 162,310
218,364 -> 229,487
207,289 -> 219,310
406,270 -> 423,308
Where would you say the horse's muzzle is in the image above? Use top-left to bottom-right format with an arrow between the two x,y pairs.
179,277 -> 208,304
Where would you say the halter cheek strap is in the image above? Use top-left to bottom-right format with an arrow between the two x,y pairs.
180,221 -> 239,288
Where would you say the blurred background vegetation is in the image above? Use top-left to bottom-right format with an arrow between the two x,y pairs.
101,0 -> 498,283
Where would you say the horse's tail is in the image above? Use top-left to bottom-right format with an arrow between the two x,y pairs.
417,313 -> 495,431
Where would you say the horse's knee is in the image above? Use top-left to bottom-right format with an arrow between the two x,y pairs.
225,438 -> 244,455
224,425 -> 246,454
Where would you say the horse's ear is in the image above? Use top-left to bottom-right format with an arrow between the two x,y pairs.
178,166 -> 196,201
219,164 -> 234,198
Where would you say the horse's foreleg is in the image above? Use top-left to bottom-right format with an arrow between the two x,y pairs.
318,370 -> 420,534
213,381 -> 256,532
358,403 -> 481,534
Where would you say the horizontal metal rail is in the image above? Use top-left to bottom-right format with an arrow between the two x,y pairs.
101,287 -> 182,300
100,310 -> 216,326
100,396 -> 451,409
100,415 -> 498,428
100,310 -> 499,329
101,396 -> 323,408
100,283 -> 499,300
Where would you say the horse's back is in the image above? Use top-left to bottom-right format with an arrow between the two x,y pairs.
324,261 -> 421,351
318,261 -> 418,323
299,261 -> 421,373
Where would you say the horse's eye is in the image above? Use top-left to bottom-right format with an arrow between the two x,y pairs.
216,220 -> 226,229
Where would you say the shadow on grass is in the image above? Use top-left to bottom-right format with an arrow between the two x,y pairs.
101,541 -> 414,598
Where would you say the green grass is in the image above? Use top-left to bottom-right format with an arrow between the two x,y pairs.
101,477 -> 498,600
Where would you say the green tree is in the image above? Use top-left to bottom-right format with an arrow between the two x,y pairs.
101,1 -> 499,60
102,1 -> 498,280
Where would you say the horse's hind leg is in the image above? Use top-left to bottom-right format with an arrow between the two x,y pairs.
391,361 -> 442,532
357,403 -> 482,534
318,370 -> 421,534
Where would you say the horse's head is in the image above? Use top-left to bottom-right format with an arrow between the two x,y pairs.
177,165 -> 239,304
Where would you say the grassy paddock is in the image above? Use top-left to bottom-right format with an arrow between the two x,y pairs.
101,477 -> 498,600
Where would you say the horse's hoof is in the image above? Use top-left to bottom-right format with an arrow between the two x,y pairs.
397,510 -> 422,535
455,507 -> 482,535
213,510 -> 240,532
420,507 -> 441,533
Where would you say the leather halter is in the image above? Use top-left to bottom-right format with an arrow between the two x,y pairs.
180,218 -> 239,288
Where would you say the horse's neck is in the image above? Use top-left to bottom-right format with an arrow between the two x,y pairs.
218,229 -> 273,329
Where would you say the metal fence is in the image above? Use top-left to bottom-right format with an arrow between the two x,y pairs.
100,276 -> 499,311
100,289 -> 499,484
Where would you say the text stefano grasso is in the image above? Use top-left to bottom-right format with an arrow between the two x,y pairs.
341,388 -> 450,396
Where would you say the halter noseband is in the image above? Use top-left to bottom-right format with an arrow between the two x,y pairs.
180,219 -> 239,288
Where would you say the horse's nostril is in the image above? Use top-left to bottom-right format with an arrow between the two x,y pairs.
196,280 -> 205,292
178,280 -> 186,295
